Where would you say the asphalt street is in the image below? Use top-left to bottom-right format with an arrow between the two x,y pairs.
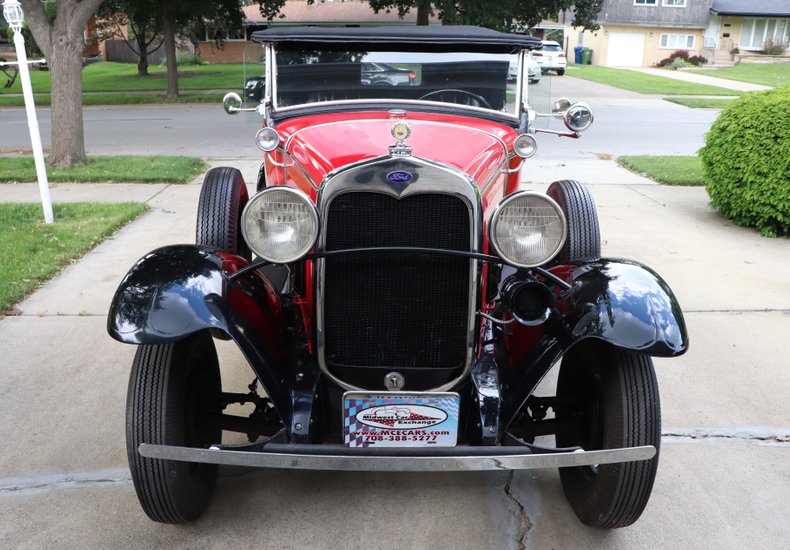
1,75 -> 789,548
0,76 -> 718,159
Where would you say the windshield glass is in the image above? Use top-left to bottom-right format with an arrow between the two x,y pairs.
272,49 -> 518,115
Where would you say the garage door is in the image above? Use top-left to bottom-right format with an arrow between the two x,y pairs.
606,32 -> 645,67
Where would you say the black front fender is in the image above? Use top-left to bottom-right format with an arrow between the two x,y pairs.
565,259 -> 688,357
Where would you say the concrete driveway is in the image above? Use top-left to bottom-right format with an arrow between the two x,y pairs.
2,153 -> 788,548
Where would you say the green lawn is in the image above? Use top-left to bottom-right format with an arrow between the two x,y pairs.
0,62 -> 248,95
0,202 -> 147,313
567,64 -> 741,96
663,97 -> 738,109
0,156 -> 208,183
0,92 -> 224,107
618,155 -> 705,186
690,63 -> 790,88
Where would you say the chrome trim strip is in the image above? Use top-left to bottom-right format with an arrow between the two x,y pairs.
139,443 -> 657,472
316,156 -> 482,392
274,98 -> 520,121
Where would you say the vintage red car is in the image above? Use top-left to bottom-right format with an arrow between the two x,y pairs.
109,26 -> 688,527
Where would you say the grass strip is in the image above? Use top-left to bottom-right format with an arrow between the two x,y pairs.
664,97 -> 737,109
567,65 -> 741,96
0,62 -> 250,95
689,64 -> 790,88
618,155 -> 705,186
0,202 -> 148,313
0,156 -> 208,184
0,92 -> 224,107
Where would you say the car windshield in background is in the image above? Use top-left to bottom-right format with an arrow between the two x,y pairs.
542,44 -> 563,52
274,49 -> 516,114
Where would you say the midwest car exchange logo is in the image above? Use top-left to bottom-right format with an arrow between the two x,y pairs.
356,404 -> 447,430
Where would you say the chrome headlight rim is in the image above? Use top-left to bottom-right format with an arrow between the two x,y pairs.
241,186 -> 319,264
489,191 -> 567,269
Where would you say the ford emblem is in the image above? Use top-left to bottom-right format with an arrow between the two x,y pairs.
386,170 -> 413,184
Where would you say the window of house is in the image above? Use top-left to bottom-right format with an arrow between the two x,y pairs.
664,0 -> 686,6
634,0 -> 657,5
659,34 -> 695,49
739,18 -> 790,50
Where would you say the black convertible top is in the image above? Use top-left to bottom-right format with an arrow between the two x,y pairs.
251,25 -> 542,53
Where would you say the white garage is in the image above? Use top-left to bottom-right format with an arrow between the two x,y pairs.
606,32 -> 646,67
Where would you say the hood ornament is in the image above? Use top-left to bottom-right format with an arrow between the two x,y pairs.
389,120 -> 412,157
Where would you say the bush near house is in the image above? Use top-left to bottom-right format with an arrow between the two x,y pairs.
700,88 -> 790,237
656,50 -> 708,68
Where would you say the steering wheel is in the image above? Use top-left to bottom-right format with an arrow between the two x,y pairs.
419,89 -> 493,110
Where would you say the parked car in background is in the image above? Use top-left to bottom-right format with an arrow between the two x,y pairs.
532,40 -> 567,75
243,75 -> 265,102
361,62 -> 417,86
509,55 -> 541,83
110,25 -> 687,529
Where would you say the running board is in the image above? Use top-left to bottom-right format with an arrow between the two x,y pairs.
138,443 -> 656,472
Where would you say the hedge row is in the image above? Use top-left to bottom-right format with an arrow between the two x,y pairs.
700,87 -> 790,237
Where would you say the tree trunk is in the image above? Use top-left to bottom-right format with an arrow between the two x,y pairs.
417,1 -> 430,25
135,33 -> 150,77
47,43 -> 87,167
161,3 -> 178,97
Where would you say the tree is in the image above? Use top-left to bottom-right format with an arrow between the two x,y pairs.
21,0 -> 105,167
154,0 -> 284,98
96,0 -> 161,77
366,0 -> 604,32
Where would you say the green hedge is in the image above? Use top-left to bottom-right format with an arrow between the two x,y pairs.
700,87 -> 790,237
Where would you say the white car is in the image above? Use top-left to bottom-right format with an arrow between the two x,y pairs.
531,40 -> 567,76
508,56 -> 541,83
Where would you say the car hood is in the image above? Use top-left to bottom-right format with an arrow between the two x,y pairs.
276,112 -> 514,187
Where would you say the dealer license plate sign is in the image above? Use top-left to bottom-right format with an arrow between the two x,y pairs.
343,392 -> 459,448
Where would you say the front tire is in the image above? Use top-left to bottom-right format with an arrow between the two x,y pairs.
556,69 -> 565,76
555,342 -> 661,528
126,332 -> 222,523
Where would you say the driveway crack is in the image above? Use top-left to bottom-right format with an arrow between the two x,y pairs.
504,471 -> 531,550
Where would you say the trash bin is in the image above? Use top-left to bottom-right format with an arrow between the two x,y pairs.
574,46 -> 584,64
581,48 -> 592,65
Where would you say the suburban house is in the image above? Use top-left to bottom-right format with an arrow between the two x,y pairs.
565,0 -> 790,67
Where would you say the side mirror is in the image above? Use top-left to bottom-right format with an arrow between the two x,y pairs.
562,102 -> 594,133
552,98 -> 572,114
222,92 -> 243,115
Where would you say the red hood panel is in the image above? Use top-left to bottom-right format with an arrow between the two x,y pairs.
278,112 -> 514,186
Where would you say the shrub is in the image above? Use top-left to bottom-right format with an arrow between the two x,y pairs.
700,88 -> 790,237
761,38 -> 789,55
657,49 -> 708,68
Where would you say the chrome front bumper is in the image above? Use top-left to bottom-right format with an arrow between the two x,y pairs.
139,443 -> 655,472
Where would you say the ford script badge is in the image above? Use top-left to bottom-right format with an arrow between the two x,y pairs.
386,170 -> 413,184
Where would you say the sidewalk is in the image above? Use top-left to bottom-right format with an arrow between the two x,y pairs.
628,67 -> 772,92
1,163 -> 790,548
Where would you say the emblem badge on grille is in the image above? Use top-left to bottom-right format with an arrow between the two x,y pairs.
386,170 -> 413,184
384,372 -> 406,391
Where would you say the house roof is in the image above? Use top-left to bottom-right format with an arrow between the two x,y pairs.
242,1 -> 438,26
711,0 -> 790,17
251,25 -> 543,52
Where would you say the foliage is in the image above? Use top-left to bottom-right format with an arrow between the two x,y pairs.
618,156 -> 704,186
0,155 -> 208,183
567,64 -> 739,95
656,49 -> 707,68
0,202 -> 147,313
761,38 -> 789,55
96,0 -> 161,76
700,88 -> 790,237
364,0 -> 603,32
0,92 -> 224,106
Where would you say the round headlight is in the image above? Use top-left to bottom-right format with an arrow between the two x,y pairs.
490,191 -> 566,268
514,134 -> 538,159
255,127 -> 280,152
241,187 -> 319,264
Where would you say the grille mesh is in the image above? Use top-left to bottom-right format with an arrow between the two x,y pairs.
324,192 -> 471,370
